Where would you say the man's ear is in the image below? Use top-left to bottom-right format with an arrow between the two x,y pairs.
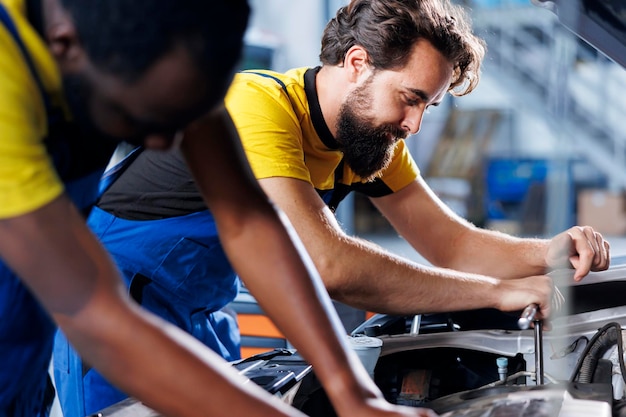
343,45 -> 371,83
45,8 -> 85,72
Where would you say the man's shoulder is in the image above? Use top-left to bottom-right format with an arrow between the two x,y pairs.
0,1 -> 70,218
227,67 -> 312,119
232,67 -> 309,93
0,0 -> 61,108
0,0 -> 26,17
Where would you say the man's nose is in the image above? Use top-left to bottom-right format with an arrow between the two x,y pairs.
401,107 -> 425,135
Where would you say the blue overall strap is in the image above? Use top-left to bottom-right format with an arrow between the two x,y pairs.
0,4 -> 51,111
98,146 -> 144,196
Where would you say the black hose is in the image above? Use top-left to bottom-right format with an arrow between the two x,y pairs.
570,322 -> 626,384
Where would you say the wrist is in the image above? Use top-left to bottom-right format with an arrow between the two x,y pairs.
530,239 -> 552,273
316,360 -> 382,412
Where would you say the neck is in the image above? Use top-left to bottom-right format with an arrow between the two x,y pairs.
316,65 -> 346,138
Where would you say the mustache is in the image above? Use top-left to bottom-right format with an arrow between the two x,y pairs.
382,125 -> 408,142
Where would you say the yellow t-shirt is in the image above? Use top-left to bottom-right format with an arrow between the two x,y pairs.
225,67 -> 419,206
0,0 -> 64,218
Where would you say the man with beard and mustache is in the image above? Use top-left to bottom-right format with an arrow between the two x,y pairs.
59,0 -> 611,414
0,1 -> 439,417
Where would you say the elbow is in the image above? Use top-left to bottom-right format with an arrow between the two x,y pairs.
311,252 -> 348,297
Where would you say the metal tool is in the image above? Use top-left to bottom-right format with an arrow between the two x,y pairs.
409,314 -> 421,335
518,303 -> 544,385
517,304 -> 538,330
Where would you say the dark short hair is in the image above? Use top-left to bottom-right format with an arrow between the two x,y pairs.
320,0 -> 485,96
61,0 -> 250,85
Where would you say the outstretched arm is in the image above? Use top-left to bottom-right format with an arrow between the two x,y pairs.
180,105 -> 436,417
373,178 -> 610,281
0,195 -> 306,417
257,175 -> 556,319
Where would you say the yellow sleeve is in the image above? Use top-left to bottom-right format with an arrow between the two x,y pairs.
0,25 -> 63,219
225,74 -> 313,184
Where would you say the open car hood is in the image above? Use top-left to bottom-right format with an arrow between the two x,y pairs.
532,0 -> 626,68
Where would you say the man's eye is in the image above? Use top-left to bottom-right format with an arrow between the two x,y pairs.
406,98 -> 419,106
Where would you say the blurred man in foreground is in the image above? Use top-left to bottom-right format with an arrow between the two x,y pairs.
0,0 -> 435,416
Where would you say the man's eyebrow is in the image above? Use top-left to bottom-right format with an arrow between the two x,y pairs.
406,87 -> 445,107
406,88 -> 430,102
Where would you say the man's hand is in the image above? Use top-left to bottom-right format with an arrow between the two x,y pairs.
545,226 -> 610,282
495,275 -> 554,320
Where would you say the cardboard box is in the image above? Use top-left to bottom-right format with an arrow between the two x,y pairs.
577,189 -> 626,235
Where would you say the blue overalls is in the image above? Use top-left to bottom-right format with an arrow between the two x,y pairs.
54,182 -> 242,416
0,5 -> 114,417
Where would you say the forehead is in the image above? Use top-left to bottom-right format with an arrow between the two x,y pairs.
374,39 -> 454,104
88,46 -> 215,125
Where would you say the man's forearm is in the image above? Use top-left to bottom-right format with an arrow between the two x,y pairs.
321,235 -> 501,314
370,180 -> 552,280
218,209 -> 382,412
436,227 -> 550,279
308,233 -> 552,317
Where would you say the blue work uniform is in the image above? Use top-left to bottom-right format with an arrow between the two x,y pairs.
53,150 -> 241,417
0,4 -> 115,417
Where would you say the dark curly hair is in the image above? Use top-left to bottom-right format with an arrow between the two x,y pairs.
60,0 -> 250,86
320,0 -> 485,96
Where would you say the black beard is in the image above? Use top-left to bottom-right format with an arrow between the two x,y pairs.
335,87 -> 405,181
